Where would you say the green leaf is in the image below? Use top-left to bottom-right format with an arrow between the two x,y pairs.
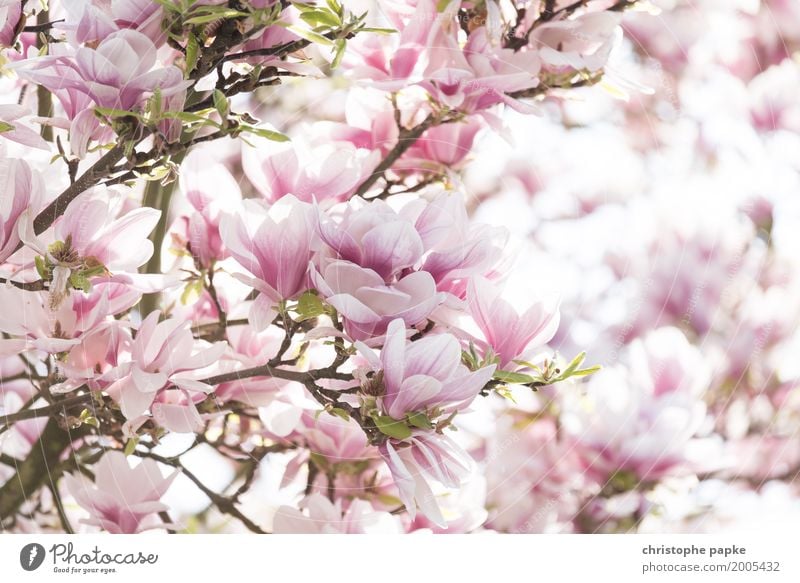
493,370 -> 535,384
295,290 -> 326,321
373,415 -> 412,440
0,121 -> 13,133
241,126 -> 290,142
287,25 -> 334,46
406,412 -> 432,430
560,351 -> 586,379
185,33 -> 199,73
495,386 -> 517,403
34,255 -> 49,279
95,106 -> 140,119
331,38 -> 346,69
326,0 -> 344,18
69,272 -> 92,293
161,111 -> 222,127
358,27 -> 397,34
78,409 -> 99,428
212,89 -> 229,119
328,407 -> 350,421
185,9 -> 248,25
123,437 -> 139,456
299,9 -> 340,28
558,364 -> 601,380
180,279 -> 204,305
151,0 -> 183,13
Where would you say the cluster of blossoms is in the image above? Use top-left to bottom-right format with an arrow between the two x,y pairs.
1,0 -> 797,536
465,0 -> 800,533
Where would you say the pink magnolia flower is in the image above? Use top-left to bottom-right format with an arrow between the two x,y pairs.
293,409 -> 373,465
379,431 -> 474,528
413,192 -> 509,297
20,187 -> 161,306
220,196 -> 316,331
531,12 -> 622,74
48,188 -> 161,273
213,323 -> 314,437
397,118 -> 482,173
55,319 -> 132,394
170,150 -> 242,269
318,92 -> 398,157
357,318 -> 496,420
421,27 -> 541,114
13,30 -> 188,112
317,197 -> 424,281
0,105 -> 48,150
241,135 -> 378,204
563,327 -> 713,483
342,0 -> 438,86
105,311 -> 226,424
311,260 -> 444,341
64,451 -> 178,534
0,0 -> 22,48
0,157 -> 43,264
485,416 -> 584,533
0,282 -> 138,357
466,276 -> 560,367
61,0 -> 165,46
273,494 -> 401,534
310,193 -> 513,340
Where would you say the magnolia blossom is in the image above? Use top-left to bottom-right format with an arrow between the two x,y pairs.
20,187 -> 161,307
170,149 -> 242,269
104,311 -> 226,426
531,12 -> 622,73
0,0 -> 21,48
273,494 -> 401,534
242,136 -> 378,204
12,29 -> 188,116
27,29 -> 186,110
413,192 -> 508,297
357,318 -> 496,420
64,451 -> 177,534
317,197 -> 424,281
421,27 -> 541,113
61,0 -> 165,46
220,196 -> 315,331
342,0 -> 437,85
397,119 -> 482,173
293,410 -> 372,465
0,157 -> 43,264
0,282 -> 138,357
312,260 -> 444,341
312,193 -> 509,338
466,276 -> 560,367
355,318 -> 494,527
379,432 -> 474,527
0,105 -> 48,150
563,327 -> 714,483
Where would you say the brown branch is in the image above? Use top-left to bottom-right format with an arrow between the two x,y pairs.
25,145 -> 127,244
0,277 -> 47,291
132,450 -> 267,534
1,393 -> 95,426
352,114 -> 440,197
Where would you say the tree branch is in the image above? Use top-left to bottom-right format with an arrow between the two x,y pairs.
353,115 -> 439,197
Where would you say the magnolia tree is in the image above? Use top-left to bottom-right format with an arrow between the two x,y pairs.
1,0 -> 798,535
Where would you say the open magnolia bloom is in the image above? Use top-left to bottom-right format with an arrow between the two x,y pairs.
0,0 -> 798,541
63,451 -> 178,533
